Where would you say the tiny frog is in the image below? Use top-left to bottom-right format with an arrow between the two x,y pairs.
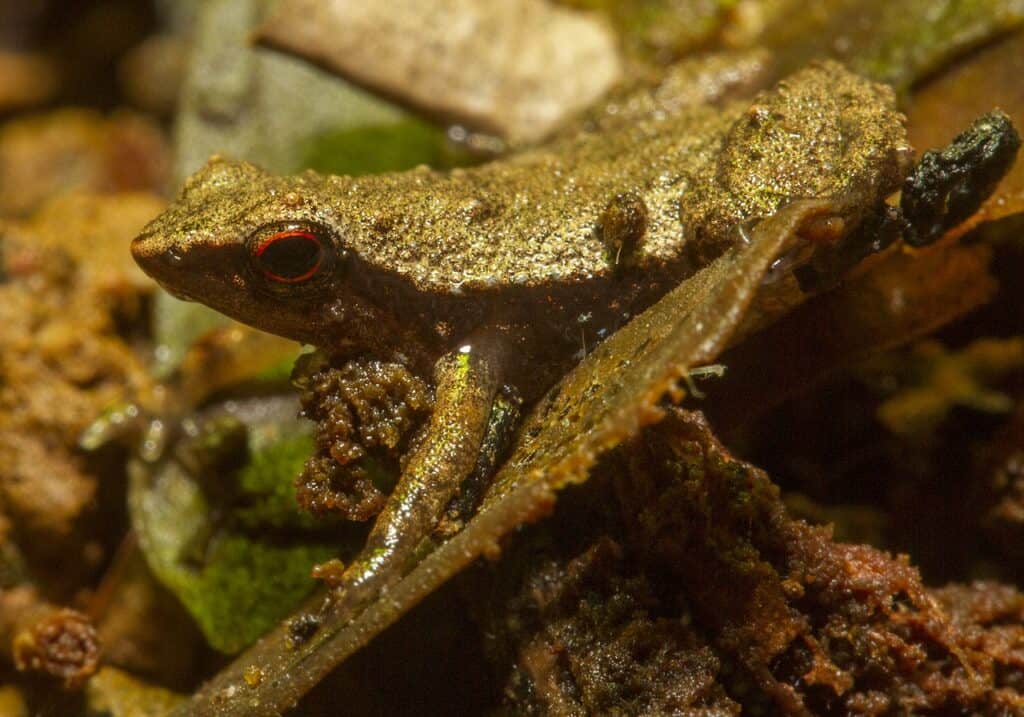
132,62 -> 908,608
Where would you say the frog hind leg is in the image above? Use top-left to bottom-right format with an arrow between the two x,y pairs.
321,336 -> 504,608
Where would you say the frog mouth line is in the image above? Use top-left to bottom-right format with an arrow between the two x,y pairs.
157,280 -> 196,302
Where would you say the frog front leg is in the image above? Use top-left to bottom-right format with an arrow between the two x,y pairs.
318,336 -> 505,606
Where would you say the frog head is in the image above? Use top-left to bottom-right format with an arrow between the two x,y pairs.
132,157 -> 428,360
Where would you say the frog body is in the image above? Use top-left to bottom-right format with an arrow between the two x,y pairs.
134,61 -> 907,385
132,61 -> 908,611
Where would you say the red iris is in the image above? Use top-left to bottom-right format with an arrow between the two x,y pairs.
254,230 -> 324,283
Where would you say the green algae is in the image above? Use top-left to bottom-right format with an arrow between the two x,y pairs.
232,433 -> 319,530
302,120 -> 475,177
173,534 -> 335,654
130,399 -> 341,653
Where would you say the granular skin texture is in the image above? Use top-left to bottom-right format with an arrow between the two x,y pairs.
136,62 -> 906,298
576,49 -> 773,135
676,61 -> 909,267
295,358 -> 433,520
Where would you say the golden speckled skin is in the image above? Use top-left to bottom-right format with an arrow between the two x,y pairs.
133,61 -> 907,371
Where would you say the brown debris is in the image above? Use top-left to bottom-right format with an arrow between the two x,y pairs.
257,0 -> 622,145
873,338 -> 1024,438
309,559 -> 347,589
84,666 -> 186,716
0,109 -> 169,217
932,582 -> 1024,701
0,434 -> 96,561
618,408 -> 1024,714
0,199 -> 156,588
476,405 -> 1024,715
2,585 -> 101,690
487,538 -> 740,716
981,400 -> 1024,560
707,237 -> 998,431
559,0 -> 741,65
118,34 -> 187,116
13,191 -> 164,292
0,685 -> 28,717
0,51 -> 59,112
738,0 -> 1024,92
295,358 -> 433,520
93,541 -> 204,688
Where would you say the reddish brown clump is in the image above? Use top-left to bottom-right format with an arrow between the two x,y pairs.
483,536 -> 740,715
12,607 -> 101,690
621,408 -> 1024,715
295,358 -> 432,520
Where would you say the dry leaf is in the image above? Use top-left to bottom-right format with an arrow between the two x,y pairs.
256,0 -> 622,144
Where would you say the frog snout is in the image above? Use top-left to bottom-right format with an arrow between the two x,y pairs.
130,246 -> 197,301
131,235 -> 189,283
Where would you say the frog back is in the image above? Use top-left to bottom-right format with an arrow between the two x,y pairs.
325,61 -> 908,296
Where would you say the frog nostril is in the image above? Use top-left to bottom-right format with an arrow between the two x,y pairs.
164,246 -> 186,265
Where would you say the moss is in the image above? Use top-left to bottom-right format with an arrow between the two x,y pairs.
131,402 -> 344,654
301,120 -> 473,177
174,533 -> 334,654
254,353 -> 301,384
233,432 -> 319,530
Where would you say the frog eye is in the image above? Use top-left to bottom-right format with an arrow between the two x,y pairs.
253,228 -> 326,283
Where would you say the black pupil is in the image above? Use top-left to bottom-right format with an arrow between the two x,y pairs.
260,234 -> 322,280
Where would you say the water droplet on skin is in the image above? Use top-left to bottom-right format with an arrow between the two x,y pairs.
736,223 -> 752,246
243,666 -> 264,687
447,125 -> 469,143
